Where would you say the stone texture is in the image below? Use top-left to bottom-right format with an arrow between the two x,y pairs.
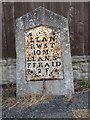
17,81 -> 43,96
2,66 -> 8,84
24,26 -> 63,81
0,59 -> 16,85
15,7 -> 74,96
72,56 -> 89,80
79,62 -> 88,73
73,70 -> 81,80
0,66 -> 2,85
72,56 -> 87,63
1,56 -> 89,85
45,80 -> 66,95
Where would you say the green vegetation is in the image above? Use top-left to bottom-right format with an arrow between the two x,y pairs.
80,78 -> 90,90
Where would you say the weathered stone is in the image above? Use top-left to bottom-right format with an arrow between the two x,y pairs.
73,63 -> 79,70
7,66 -> 16,84
7,59 -> 16,66
79,62 -> 88,73
0,59 -> 7,66
15,7 -> 74,96
0,66 -> 2,85
80,73 -> 88,79
17,81 -> 43,96
72,56 -> 87,63
15,7 -> 75,96
1,56 -> 90,85
24,26 -> 63,81
2,66 -> 8,84
73,70 -> 81,80
1,65 -> 16,84
87,56 -> 90,62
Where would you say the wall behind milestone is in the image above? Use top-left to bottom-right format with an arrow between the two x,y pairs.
1,2 -> 89,84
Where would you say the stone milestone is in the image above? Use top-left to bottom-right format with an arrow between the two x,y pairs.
15,7 -> 74,96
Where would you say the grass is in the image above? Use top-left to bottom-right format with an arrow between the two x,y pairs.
2,78 -> 90,109
74,78 -> 90,92
2,93 -> 53,110
72,109 -> 89,118
80,78 -> 90,90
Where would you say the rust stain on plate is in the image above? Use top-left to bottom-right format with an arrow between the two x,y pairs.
24,26 -> 63,81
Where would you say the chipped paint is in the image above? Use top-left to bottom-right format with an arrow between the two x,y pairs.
24,25 -> 63,81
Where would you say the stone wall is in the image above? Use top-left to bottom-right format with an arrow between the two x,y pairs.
0,56 -> 89,85
0,59 -> 16,85
72,56 -> 89,80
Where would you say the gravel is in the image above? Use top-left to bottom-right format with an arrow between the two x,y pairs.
2,91 -> 89,118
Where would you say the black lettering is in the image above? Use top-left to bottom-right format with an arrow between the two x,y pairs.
52,62 -> 54,67
32,56 -> 36,61
56,62 -> 61,66
38,57 -> 43,61
45,68 -> 49,75
58,56 -> 61,59
31,44 -> 35,49
36,44 -> 42,49
50,43 -> 55,48
44,43 -> 48,48
38,69 -> 41,73
43,50 -> 48,55
29,33 -> 32,36
45,63 -> 50,67
33,63 -> 36,67
27,69 -> 30,74
30,37 -> 34,42
52,32 -> 55,36
36,37 -> 40,42
50,37 -> 55,41
27,63 -> 31,68
33,50 -> 41,55
33,50 -> 36,55
42,37 -> 47,42
30,70 -> 33,73
36,50 -> 41,55
38,62 -> 43,67
45,56 -> 49,60
53,56 -> 57,60
27,57 -> 30,62
30,40 -> 34,42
